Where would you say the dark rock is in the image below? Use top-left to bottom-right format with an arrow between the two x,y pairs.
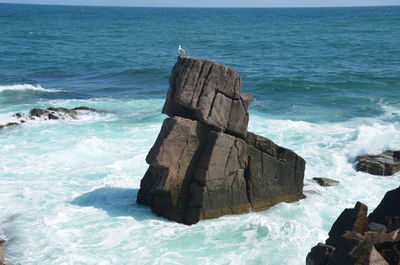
137,116 -> 305,224
369,187 -> 400,232
137,56 -> 306,224
313,177 -> 340,187
29,108 -> 48,117
0,122 -> 19,129
307,187 -> 400,265
72,106 -> 96,111
162,56 -> 250,137
326,202 -> 368,246
355,151 -> 400,176
306,243 -> 335,265
48,113 -> 59,120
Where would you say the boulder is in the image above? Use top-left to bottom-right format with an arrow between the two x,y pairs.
162,56 -> 250,137
137,57 -> 306,224
326,202 -> 368,246
313,177 -> 340,187
306,244 -> 335,265
369,187 -> 400,232
306,187 -> 400,265
355,151 -> 400,176
0,122 -> 19,129
137,116 -> 305,224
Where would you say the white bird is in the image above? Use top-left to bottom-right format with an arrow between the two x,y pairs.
178,45 -> 187,55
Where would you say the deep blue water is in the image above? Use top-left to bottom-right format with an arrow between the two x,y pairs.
1,4 -> 400,265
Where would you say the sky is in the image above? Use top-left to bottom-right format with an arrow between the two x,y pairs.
1,0 -> 400,7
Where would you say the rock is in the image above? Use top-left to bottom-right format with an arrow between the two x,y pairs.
313,177 -> 340,187
326,202 -> 368,246
306,243 -> 335,265
162,56 -> 250,137
307,187 -> 400,265
72,106 -> 95,111
0,122 -> 19,129
369,187 -> 400,232
137,116 -> 305,224
355,151 -> 400,176
137,57 -> 306,224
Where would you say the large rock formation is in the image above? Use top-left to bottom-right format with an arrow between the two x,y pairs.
355,151 -> 400,176
137,56 -> 305,224
306,187 -> 400,265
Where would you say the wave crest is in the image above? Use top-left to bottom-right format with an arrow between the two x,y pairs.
0,84 -> 61,93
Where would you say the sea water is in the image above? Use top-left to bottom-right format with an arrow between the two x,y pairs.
0,4 -> 400,264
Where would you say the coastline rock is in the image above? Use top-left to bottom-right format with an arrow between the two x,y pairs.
0,106 -> 96,130
313,177 -> 340,187
162,56 -> 250,137
306,187 -> 400,265
137,56 -> 306,224
355,151 -> 400,176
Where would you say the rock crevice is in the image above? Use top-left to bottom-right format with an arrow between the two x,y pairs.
137,56 -> 306,224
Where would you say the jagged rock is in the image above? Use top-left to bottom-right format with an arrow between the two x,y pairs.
326,202 -> 368,246
137,57 -> 306,224
307,187 -> 400,265
306,244 -> 335,265
355,151 -> 400,176
313,177 -> 340,187
137,116 -> 305,224
30,107 -> 78,120
369,187 -> 400,232
162,56 -> 251,137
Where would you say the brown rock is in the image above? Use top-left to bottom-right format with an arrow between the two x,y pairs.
326,202 -> 368,246
306,243 -> 335,265
162,56 -> 250,137
355,151 -> 400,176
313,177 -> 340,187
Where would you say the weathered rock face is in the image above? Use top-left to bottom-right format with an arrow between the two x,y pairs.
162,56 -> 250,137
137,56 -> 306,224
355,151 -> 400,176
306,187 -> 400,265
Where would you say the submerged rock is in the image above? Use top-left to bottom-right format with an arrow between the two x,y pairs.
0,106 -> 96,130
306,186 -> 400,265
313,177 -> 340,187
355,151 -> 400,176
137,56 -> 306,224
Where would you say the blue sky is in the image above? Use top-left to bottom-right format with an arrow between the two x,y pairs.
1,0 -> 400,7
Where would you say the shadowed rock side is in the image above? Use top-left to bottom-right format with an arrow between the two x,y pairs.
355,151 -> 400,176
307,187 -> 400,265
137,57 -> 305,224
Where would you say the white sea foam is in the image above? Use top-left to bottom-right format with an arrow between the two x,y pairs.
1,98 -> 400,264
0,84 -> 61,93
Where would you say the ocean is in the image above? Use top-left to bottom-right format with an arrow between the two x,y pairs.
0,3 -> 400,264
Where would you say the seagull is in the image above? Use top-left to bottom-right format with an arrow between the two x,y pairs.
178,45 -> 187,55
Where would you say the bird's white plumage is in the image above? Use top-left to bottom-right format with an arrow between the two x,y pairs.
178,45 -> 187,55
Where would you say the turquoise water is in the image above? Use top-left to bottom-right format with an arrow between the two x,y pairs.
1,4 -> 400,264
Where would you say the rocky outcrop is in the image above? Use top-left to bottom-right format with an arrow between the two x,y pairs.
0,106 -> 96,129
313,177 -> 340,187
355,151 -> 400,176
137,56 -> 306,224
306,187 -> 400,265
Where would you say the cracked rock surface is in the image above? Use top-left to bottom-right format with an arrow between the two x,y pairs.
137,56 -> 306,224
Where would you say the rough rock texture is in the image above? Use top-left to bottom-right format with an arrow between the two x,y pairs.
355,151 -> 400,176
137,57 -> 306,224
313,177 -> 340,187
306,187 -> 400,265
162,56 -> 250,137
0,106 -> 96,130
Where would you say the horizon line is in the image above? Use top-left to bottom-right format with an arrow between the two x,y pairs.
1,2 -> 400,8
